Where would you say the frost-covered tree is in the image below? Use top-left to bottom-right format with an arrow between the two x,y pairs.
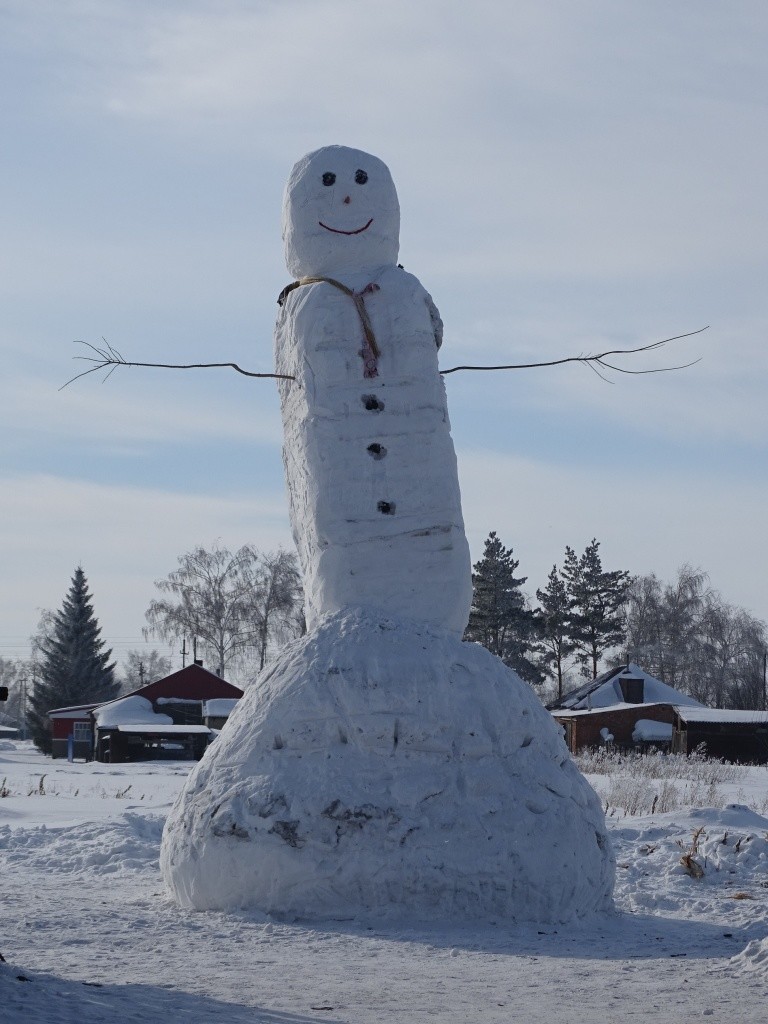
623,565 -> 708,688
251,548 -> 304,670
697,599 -> 766,709
464,532 -> 542,686
27,568 -> 118,753
723,614 -> 768,710
535,565 -> 576,700
623,566 -> 767,708
0,657 -> 27,733
121,649 -> 172,692
562,539 -> 629,679
144,544 -> 303,678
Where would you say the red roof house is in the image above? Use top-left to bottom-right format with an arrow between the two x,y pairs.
49,663 -> 243,762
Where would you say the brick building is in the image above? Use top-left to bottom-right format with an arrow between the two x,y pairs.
548,662 -> 703,754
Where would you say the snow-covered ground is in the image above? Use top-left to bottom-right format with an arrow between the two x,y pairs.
2,739 -> 767,1023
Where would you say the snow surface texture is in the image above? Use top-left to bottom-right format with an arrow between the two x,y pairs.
275,145 -> 472,635
162,610 -> 614,920
3,743 -> 768,1023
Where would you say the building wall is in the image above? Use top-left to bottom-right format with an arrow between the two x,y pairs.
50,715 -> 94,758
676,722 -> 768,763
51,737 -> 92,760
51,716 -> 92,741
554,704 -> 676,753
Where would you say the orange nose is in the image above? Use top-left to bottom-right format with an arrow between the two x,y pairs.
343,195 -> 351,204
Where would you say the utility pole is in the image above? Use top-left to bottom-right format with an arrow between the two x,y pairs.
21,671 -> 27,740
21,663 -> 32,741
181,637 -> 187,668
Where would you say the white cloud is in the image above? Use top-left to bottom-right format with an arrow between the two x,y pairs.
12,1 -> 765,279
63,0 -> 765,278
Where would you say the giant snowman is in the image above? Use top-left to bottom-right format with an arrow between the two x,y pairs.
161,146 -> 614,921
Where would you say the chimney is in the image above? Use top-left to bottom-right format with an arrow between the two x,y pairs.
619,675 -> 644,704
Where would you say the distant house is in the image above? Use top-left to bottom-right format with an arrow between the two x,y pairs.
49,663 -> 243,762
48,703 -> 101,760
672,707 -> 768,764
548,662 -> 704,754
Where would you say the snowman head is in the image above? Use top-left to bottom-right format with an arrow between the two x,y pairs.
282,145 -> 400,279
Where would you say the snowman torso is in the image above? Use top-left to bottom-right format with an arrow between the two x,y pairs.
275,147 -> 472,635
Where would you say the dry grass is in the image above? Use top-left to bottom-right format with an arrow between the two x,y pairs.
574,747 -> 740,817
575,746 -> 739,785
677,825 -> 706,877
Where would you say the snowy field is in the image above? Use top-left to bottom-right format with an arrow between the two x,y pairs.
2,740 -> 767,1023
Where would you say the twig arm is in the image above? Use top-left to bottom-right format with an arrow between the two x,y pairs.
60,340 -> 295,390
62,327 -> 707,390
438,327 -> 708,376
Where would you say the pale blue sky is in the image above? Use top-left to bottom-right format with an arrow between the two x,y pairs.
2,0 -> 766,669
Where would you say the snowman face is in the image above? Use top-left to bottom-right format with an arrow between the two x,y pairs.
282,145 -> 400,279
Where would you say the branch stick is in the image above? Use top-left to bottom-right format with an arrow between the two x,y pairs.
438,327 -> 708,376
60,340 -> 295,390
62,328 -> 708,390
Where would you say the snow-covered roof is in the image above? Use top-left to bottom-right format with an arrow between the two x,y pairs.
675,708 -> 768,725
203,698 -> 239,717
114,724 -> 212,735
48,704 -> 100,718
552,701 -> 670,719
548,663 -> 703,712
93,695 -> 173,729
632,719 -> 674,742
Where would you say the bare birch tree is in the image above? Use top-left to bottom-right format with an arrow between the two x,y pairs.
144,544 -> 303,678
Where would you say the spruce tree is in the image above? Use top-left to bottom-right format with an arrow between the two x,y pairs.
28,568 -> 118,753
464,532 -> 542,686
535,564 -> 576,700
562,539 -> 629,679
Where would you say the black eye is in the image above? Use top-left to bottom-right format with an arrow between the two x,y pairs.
355,169 -> 368,185
322,172 -> 336,186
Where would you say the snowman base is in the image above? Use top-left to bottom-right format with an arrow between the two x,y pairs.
161,610 -> 614,922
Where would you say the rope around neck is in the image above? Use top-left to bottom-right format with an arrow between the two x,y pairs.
278,276 -> 381,377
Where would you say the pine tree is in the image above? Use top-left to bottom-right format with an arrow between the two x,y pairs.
28,568 -> 118,753
562,539 -> 630,679
464,532 -> 542,686
535,564 -> 576,700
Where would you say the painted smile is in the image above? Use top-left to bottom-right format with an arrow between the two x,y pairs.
318,218 -> 373,236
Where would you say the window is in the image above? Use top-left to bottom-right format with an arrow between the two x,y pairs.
73,722 -> 92,742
